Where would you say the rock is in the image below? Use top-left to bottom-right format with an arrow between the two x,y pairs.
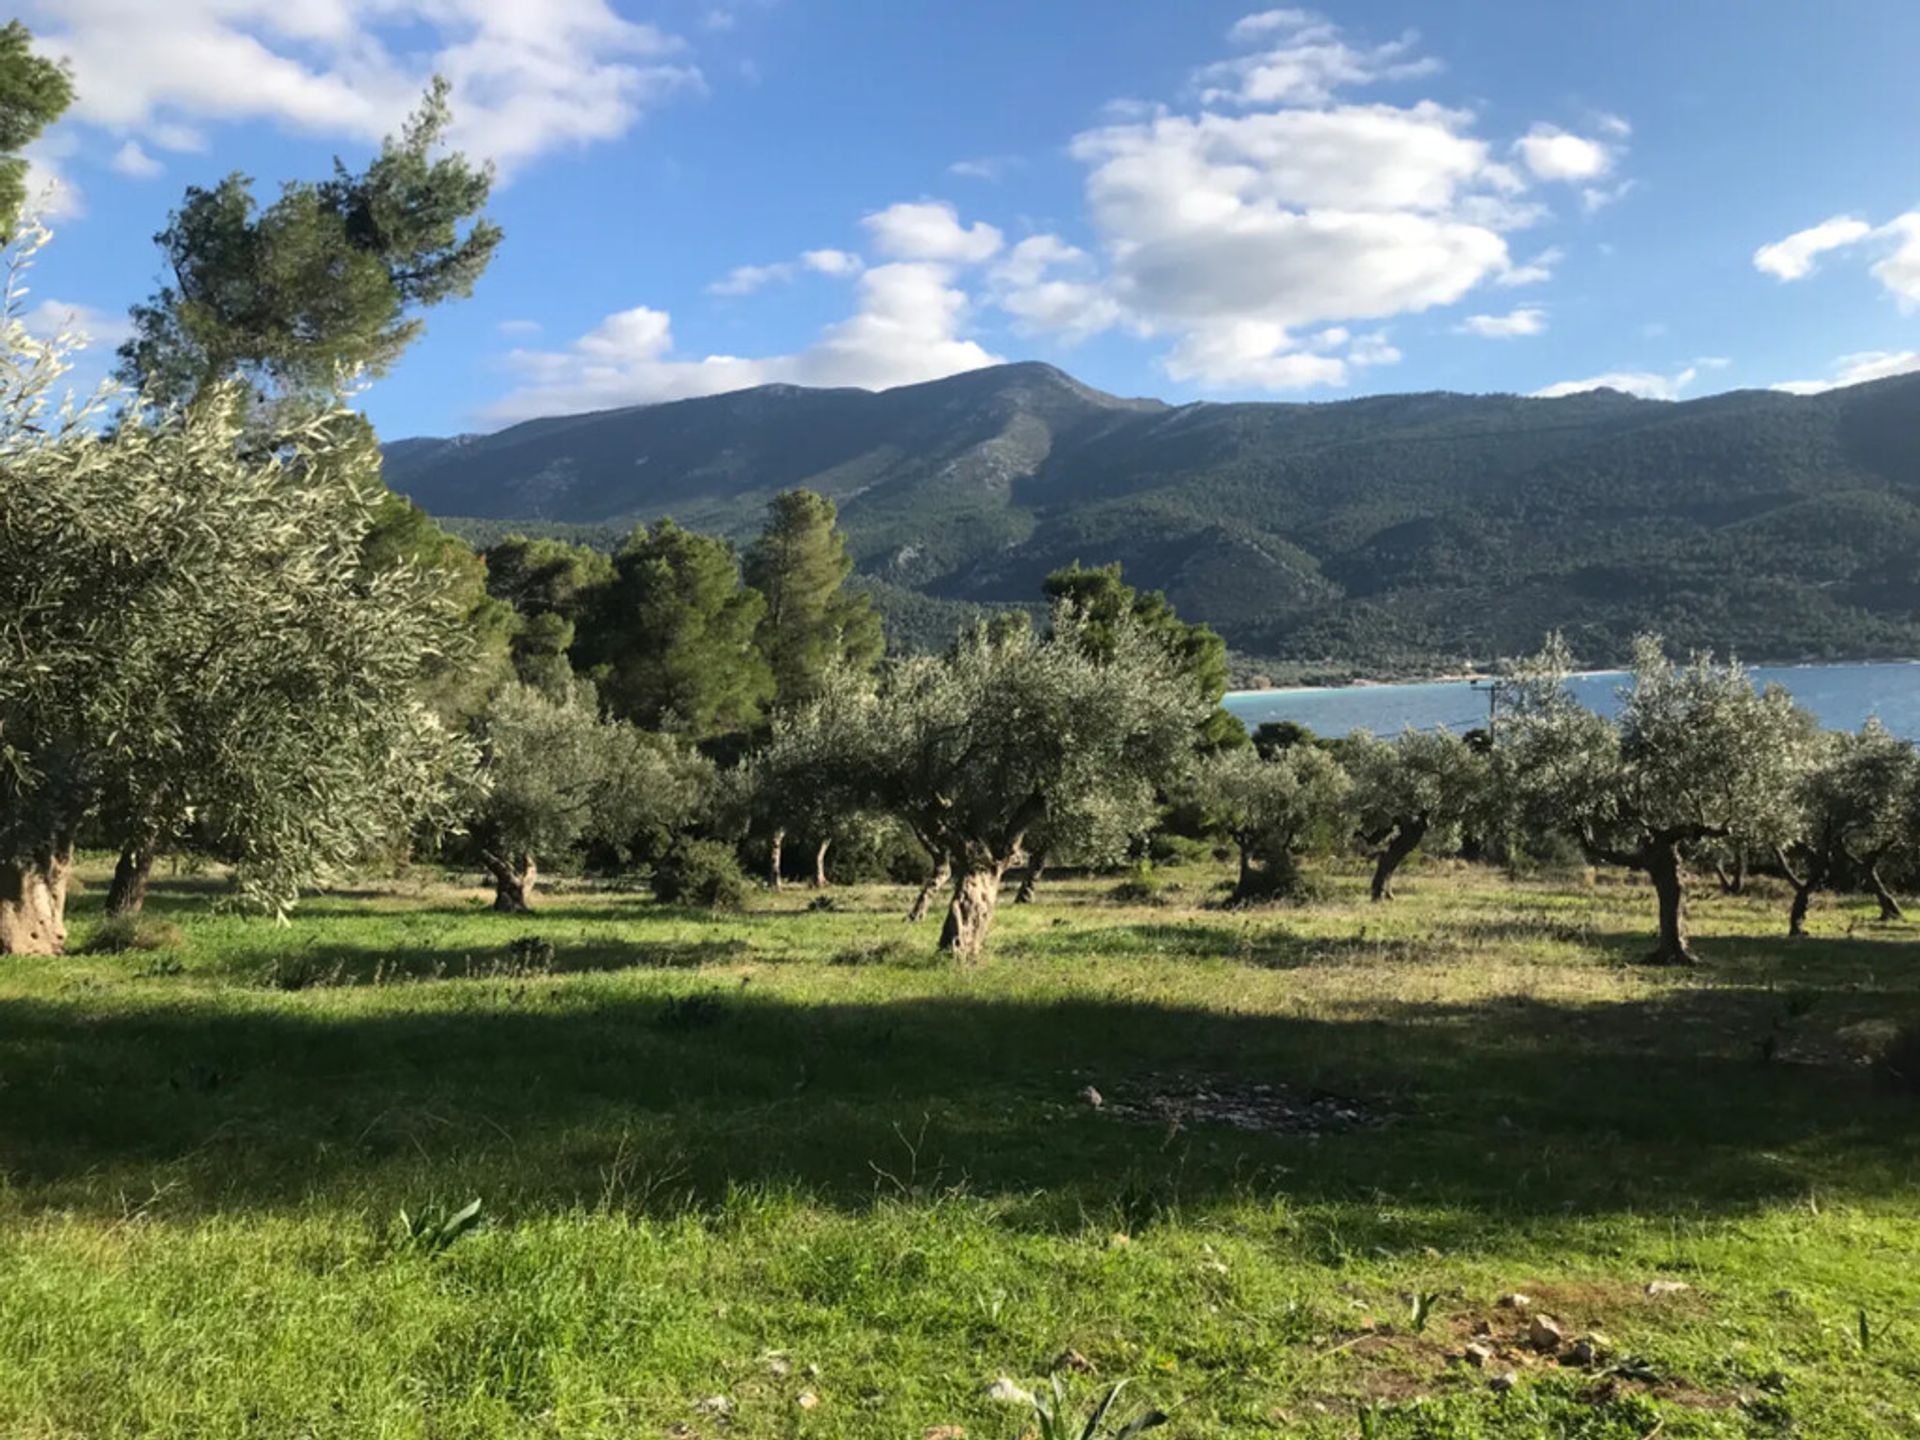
1460,1342 -> 1495,1368
1646,1279 -> 1691,1297
796,1391 -> 819,1410
1497,1292 -> 1533,1311
1564,1338 -> 1599,1368
1080,1085 -> 1104,1109
693,1395 -> 733,1418
763,1353 -> 792,1378
1490,1371 -> 1518,1393
1527,1315 -> 1565,1351
986,1378 -> 1035,1406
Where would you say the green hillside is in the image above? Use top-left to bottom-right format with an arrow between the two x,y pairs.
391,363 -> 1920,670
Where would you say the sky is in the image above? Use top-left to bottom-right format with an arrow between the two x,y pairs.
14,0 -> 1920,439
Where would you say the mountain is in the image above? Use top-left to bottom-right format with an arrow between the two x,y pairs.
387,362 -> 1920,673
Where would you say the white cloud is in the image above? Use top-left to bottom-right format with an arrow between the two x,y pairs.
1514,124 -> 1615,183
708,247 -> 864,296
1497,246 -> 1562,287
19,137 -> 82,221
703,8 -> 735,31
486,262 -> 1000,423
862,201 -> 1003,264
1753,215 -> 1872,280
25,0 -> 703,176
1457,307 -> 1545,338
987,235 -> 1123,343
1201,8 -> 1440,108
19,298 -> 133,349
948,156 -> 1021,182
109,141 -> 164,178
1868,213 -> 1920,309
496,318 -> 542,336
1772,349 -> 1920,396
1533,366 -> 1697,401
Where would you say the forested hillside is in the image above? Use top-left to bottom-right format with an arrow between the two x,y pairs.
390,363 -> 1920,670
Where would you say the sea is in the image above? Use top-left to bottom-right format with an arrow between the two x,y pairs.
1224,661 -> 1920,740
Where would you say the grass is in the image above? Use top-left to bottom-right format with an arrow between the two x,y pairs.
2,857 -> 1918,1437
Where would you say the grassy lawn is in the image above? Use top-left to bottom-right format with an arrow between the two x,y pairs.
2,859 -> 1918,1438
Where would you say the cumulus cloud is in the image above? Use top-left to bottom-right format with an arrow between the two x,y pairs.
486,262 -> 1001,423
862,201 -> 1003,264
1199,8 -> 1440,108
1753,215 -> 1873,280
948,156 -> 1022,182
24,0 -> 703,175
19,298 -> 134,349
1753,210 -> 1920,308
1497,246 -> 1562,287
709,248 -> 864,296
109,141 -> 164,178
1533,366 -> 1697,401
1771,349 -> 1920,396
987,235 -> 1124,343
1514,124 -> 1616,183
1457,307 -> 1545,338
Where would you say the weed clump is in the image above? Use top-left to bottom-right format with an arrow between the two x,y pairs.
80,915 -> 184,954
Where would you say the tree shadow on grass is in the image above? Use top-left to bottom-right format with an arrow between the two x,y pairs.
3,944 -> 1916,1245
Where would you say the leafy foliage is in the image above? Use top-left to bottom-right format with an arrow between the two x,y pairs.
650,838 -> 749,911
0,22 -> 72,237
745,489 -> 883,709
118,78 -> 500,407
1197,744 -> 1352,902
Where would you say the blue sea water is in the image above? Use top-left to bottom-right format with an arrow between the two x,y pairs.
1224,661 -> 1920,740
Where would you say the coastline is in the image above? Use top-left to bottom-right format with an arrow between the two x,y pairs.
1223,655 -> 1920,702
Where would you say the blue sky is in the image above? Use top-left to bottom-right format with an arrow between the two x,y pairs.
16,1 -> 1920,438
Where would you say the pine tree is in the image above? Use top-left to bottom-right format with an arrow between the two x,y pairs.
744,490 -> 884,710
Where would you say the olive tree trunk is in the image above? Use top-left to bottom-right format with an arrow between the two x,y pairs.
768,828 -> 784,891
812,837 -> 832,889
906,857 -> 948,923
1644,839 -> 1697,964
1014,846 -> 1048,904
106,844 -> 157,917
1369,817 -> 1428,902
484,852 -> 538,913
1867,862 -> 1905,922
939,861 -> 1010,961
0,847 -> 74,956
1776,845 -> 1823,938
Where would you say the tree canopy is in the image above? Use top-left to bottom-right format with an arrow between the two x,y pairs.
744,490 -> 884,711
0,274 -> 474,953
1197,743 -> 1352,904
0,23 -> 72,238
1345,727 -> 1492,900
118,78 -> 500,407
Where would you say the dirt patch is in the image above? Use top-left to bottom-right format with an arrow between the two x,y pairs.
1091,1072 -> 1387,1135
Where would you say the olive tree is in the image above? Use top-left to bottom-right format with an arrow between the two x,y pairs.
856,615 -> 1204,958
1345,727 -> 1493,901
0,251 -> 473,953
1501,634 -> 1814,964
1777,722 -> 1919,934
743,663 -> 879,890
1197,744 -> 1351,904
466,681 -> 711,912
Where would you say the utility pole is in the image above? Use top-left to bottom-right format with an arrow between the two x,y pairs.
1470,677 -> 1506,744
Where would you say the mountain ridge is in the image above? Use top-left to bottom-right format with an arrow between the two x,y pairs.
388,362 -> 1920,671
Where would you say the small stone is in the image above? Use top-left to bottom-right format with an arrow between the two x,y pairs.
693,1395 -> 733,1417
986,1378 -> 1035,1406
796,1391 -> 819,1410
764,1353 -> 791,1378
1460,1342 -> 1495,1368
1527,1315 -> 1565,1352
1564,1338 -> 1599,1368
1490,1371 -> 1518,1393
1080,1085 -> 1104,1108
1497,1292 -> 1533,1311
1645,1279 -> 1691,1297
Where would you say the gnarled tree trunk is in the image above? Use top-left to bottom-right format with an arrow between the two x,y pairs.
1014,845 -> 1048,904
1776,844 -> 1825,938
1867,861 -> 1905,922
107,844 -> 157,917
1369,817 -> 1428,902
939,860 -> 1009,961
0,846 -> 74,956
1644,840 -> 1696,964
812,837 -> 832,889
907,857 -> 948,923
484,852 -> 537,913
769,828 -> 784,891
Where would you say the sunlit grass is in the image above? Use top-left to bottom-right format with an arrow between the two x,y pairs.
1,856 -> 1916,1437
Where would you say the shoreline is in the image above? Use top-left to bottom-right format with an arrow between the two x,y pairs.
1224,655 -> 1920,701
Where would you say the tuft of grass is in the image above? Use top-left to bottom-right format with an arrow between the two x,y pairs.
79,913 -> 184,954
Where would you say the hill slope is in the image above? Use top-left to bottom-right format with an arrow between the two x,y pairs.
389,362 -> 1920,670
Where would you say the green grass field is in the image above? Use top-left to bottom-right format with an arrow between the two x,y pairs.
2,858 -> 1917,1438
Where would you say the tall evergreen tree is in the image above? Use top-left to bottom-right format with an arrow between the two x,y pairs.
117,78 -> 500,407
482,535 -> 616,695
0,23 -> 72,238
744,490 -> 885,709
581,519 -> 773,739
